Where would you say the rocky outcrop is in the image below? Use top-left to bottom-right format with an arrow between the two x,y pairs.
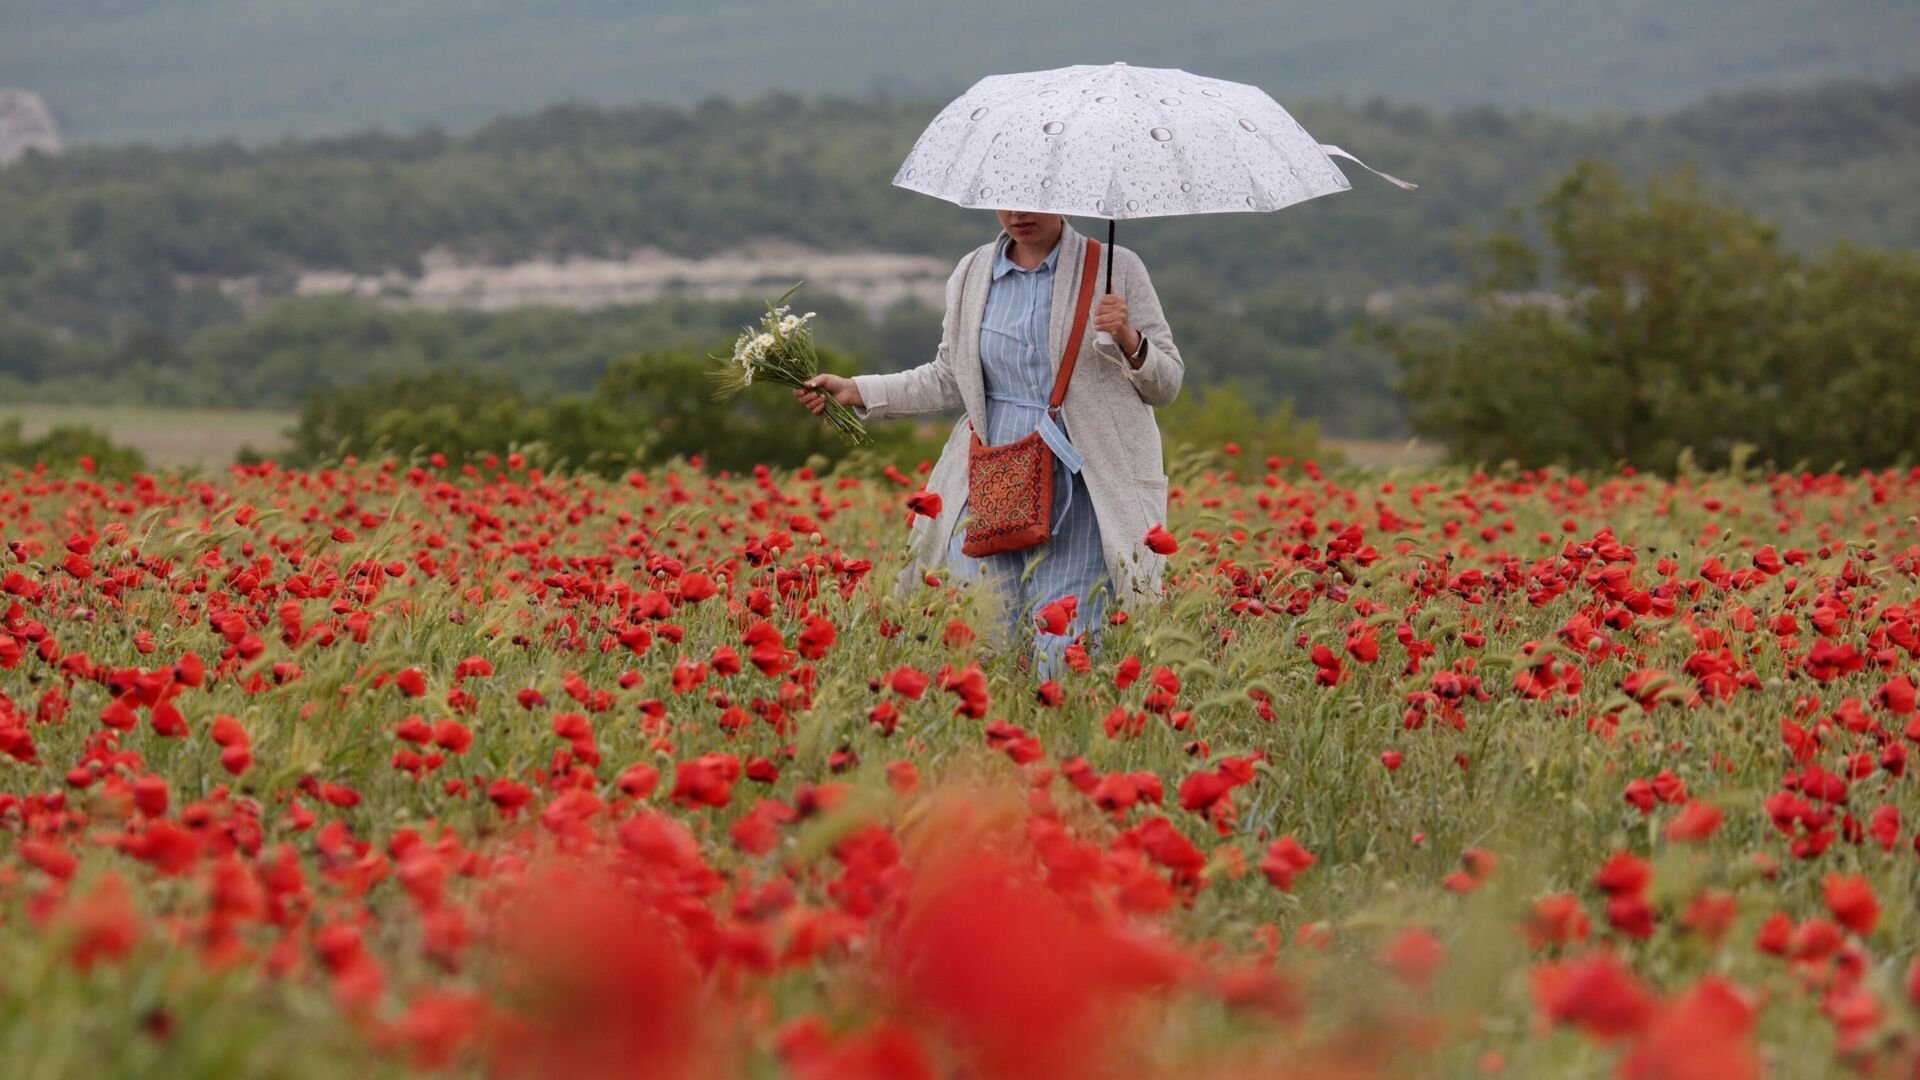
0,91 -> 62,166
287,243 -> 951,318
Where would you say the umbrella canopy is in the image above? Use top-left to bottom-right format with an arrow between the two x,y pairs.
894,62 -> 1413,221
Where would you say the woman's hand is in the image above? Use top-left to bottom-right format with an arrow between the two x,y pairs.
1093,295 -> 1142,359
795,374 -> 863,415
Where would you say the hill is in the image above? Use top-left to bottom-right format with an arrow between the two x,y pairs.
2,80 -> 1917,437
3,0 -> 1917,144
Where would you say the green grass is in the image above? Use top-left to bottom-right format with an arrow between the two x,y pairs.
0,405 -> 294,469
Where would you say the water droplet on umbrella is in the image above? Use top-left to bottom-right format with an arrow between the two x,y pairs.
1040,178 -> 1052,189
1149,127 -> 1173,142
1244,195 -> 1256,207
1039,89 -> 1059,96
1095,95 -> 1117,103
1160,97 -> 1181,106
970,107 -> 990,120
1202,88 -> 1223,97
1096,199 -> 1107,213
981,186 -> 994,199
1042,121 -> 1065,135
904,169 -> 916,180
1238,118 -> 1258,132
1180,181 -> 1193,192
1126,200 -> 1139,211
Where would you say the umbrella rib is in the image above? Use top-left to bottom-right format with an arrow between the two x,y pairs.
1054,83 -> 1105,216
1194,84 -> 1259,211
935,72 -> 1048,204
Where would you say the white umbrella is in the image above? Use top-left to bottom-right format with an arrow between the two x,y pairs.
894,62 -> 1415,332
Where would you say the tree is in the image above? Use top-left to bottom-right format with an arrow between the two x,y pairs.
0,420 -> 146,477
1393,160 -> 1920,470
1769,244 -> 1920,469
1155,380 -> 1327,467
1392,161 -> 1821,471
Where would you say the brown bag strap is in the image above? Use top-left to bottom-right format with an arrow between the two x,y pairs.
1047,237 -> 1103,412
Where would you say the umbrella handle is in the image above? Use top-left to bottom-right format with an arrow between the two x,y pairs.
1095,218 -> 1118,347
1105,218 -> 1117,295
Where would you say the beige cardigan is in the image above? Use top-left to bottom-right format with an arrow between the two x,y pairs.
853,221 -> 1184,604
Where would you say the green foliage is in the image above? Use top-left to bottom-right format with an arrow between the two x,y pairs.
1768,243 -> 1920,469
1389,160 -> 1920,472
7,292 -> 907,412
0,419 -> 147,476
289,369 -> 565,467
1157,381 -> 1330,467
591,346 -> 891,474
286,347 -> 930,475
2,83 -> 1918,438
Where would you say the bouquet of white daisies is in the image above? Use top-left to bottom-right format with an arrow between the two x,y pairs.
710,283 -> 868,444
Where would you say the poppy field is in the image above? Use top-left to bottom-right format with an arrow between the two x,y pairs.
2,448 -> 1918,1078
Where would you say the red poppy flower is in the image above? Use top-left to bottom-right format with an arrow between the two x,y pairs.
1380,928 -> 1445,991
1259,837 -> 1316,891
1678,891 -> 1738,947
1876,674 -> 1917,714
486,780 -> 534,816
906,492 -> 943,519
1823,874 -> 1880,935
1531,952 -> 1654,1041
1665,801 -> 1723,842
677,572 -> 719,603
1617,977 -> 1758,1080
1593,851 -> 1651,897
671,753 -> 741,809
939,663 -> 990,719
62,873 -> 140,971
394,668 -> 428,698
1525,895 -> 1591,949
1035,595 -> 1078,636
1443,847 -> 1498,893
617,762 -> 660,800
1309,645 -> 1345,687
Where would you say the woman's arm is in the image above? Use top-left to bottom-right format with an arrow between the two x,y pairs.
1094,247 -> 1184,408
845,254 -> 975,420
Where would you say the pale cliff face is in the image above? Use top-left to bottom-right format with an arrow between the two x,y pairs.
0,90 -> 63,166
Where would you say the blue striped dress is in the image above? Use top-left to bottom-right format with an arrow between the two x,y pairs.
946,236 -> 1109,675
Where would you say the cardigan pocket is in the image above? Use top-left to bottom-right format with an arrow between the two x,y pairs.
1132,474 -> 1169,521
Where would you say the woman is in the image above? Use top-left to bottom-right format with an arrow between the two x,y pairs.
797,210 -> 1182,670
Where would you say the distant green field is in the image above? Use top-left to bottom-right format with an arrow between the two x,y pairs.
0,405 -> 294,470
1324,437 -> 1439,470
